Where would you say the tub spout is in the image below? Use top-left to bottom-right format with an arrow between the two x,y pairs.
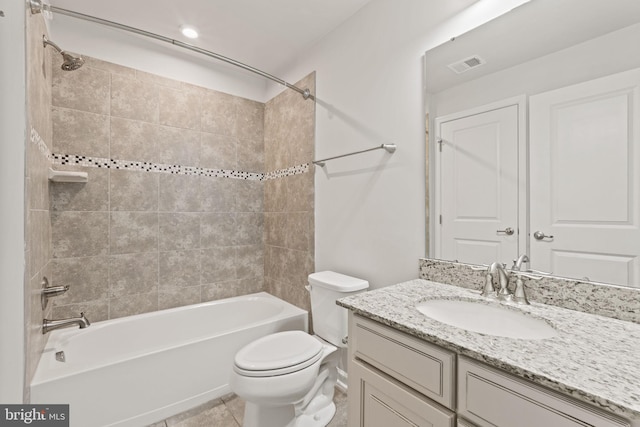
43,312 -> 90,334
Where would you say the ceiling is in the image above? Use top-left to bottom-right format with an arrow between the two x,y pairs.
48,0 -> 373,74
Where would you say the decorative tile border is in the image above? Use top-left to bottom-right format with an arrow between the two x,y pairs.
31,127 -> 310,181
419,258 -> 640,324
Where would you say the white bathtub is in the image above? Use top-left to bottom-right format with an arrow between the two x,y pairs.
31,292 -> 308,427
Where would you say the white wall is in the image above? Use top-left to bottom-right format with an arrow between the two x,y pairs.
271,0 -> 530,289
0,0 -> 26,402
49,13 -> 270,102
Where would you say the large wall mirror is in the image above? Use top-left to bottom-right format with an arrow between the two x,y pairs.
425,0 -> 640,288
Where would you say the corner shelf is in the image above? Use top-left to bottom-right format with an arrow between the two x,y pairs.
48,168 -> 88,183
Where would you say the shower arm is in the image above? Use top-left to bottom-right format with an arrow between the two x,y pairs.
29,0 -> 313,101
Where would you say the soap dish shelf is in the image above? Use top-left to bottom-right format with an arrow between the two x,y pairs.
48,168 -> 88,183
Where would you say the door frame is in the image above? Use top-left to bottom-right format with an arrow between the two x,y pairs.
432,95 -> 528,263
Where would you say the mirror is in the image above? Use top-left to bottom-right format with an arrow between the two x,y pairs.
425,0 -> 640,287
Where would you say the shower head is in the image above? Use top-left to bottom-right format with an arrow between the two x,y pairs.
43,36 -> 85,71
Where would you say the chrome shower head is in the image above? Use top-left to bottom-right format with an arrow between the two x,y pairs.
43,36 -> 85,71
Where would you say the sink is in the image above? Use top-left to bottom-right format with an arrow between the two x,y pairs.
415,299 -> 558,340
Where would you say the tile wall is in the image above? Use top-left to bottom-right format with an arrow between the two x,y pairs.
264,74 -> 316,314
47,55 -> 316,322
25,9 -> 53,396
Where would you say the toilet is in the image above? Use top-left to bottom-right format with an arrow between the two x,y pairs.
230,271 -> 369,427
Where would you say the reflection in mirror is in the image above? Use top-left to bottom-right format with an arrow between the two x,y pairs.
425,0 -> 640,287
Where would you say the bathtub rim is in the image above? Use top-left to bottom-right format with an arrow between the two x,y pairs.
32,292 -> 308,387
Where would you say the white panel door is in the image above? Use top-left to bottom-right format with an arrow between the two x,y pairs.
436,105 -> 519,266
529,69 -> 640,286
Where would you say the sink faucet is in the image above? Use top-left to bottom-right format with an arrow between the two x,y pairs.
512,254 -> 529,271
43,312 -> 90,334
489,262 -> 513,301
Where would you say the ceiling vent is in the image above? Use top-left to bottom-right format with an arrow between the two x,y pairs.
447,55 -> 486,74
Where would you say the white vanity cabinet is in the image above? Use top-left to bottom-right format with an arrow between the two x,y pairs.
347,313 -> 631,427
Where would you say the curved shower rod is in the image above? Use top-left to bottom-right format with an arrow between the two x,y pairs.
29,0 -> 314,100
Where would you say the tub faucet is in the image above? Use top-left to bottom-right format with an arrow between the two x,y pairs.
43,312 -> 90,334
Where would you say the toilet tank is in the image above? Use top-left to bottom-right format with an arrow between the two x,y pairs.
307,271 -> 369,348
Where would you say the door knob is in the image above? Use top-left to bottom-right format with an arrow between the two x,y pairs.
497,227 -> 515,236
533,231 -> 554,241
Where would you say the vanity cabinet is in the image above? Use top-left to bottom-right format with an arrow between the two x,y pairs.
347,313 -> 631,427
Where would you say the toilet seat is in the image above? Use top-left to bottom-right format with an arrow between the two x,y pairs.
233,331 -> 324,377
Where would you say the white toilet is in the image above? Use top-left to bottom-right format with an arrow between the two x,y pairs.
230,271 -> 369,427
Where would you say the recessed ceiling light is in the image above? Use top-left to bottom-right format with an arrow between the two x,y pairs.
180,25 -> 199,39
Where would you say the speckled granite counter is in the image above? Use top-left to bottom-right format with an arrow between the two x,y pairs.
338,279 -> 640,422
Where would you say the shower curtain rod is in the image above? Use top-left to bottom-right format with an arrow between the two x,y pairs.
29,0 -> 314,100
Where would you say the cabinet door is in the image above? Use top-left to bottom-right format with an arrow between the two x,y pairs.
350,362 -> 454,427
458,357 -> 630,427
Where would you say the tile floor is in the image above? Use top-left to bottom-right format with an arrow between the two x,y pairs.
147,390 -> 348,427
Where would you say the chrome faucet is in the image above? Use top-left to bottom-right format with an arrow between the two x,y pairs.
512,254 -> 529,271
489,262 -> 513,301
43,312 -> 90,334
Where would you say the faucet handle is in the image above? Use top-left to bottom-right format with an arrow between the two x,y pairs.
513,278 -> 530,305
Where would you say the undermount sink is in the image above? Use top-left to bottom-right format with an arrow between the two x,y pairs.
415,299 -> 558,340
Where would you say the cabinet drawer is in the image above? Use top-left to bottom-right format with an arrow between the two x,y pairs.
458,357 -> 630,427
352,361 -> 455,427
350,314 -> 456,409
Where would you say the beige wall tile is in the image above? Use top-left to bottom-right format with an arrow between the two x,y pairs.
110,169 -> 159,211
201,280 -> 243,302
50,166 -> 109,212
236,180 -> 263,213
110,291 -> 158,319
109,252 -> 159,298
285,211 -> 312,252
200,178 -> 236,213
159,250 -> 201,289
264,179 -> 286,213
159,86 -> 201,131
28,209 -> 51,280
51,211 -> 109,258
52,107 -> 109,157
236,213 -> 263,246
201,90 -> 237,136
52,62 -> 110,115
52,300 -> 109,323
158,286 -> 201,310
237,138 -> 264,173
159,213 -> 200,251
235,98 -> 264,142
110,211 -> 159,255
110,117 -> 159,163
136,69 -> 183,89
159,174 -> 201,212
83,56 -> 136,77
200,133 -> 237,170
201,247 -> 237,283
51,257 -> 109,304
236,245 -> 263,280
201,213 -> 237,248
111,74 -> 159,123
286,173 -> 314,212
157,125 -> 200,166
264,213 -> 286,247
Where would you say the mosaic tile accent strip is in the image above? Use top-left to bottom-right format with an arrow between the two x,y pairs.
419,258 -> 640,324
32,127 -> 310,181
30,127 -> 52,161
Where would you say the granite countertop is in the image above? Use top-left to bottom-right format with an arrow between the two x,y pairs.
337,279 -> 640,421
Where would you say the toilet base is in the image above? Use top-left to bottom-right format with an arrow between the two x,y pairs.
242,400 -> 336,427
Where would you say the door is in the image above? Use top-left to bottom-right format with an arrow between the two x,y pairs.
435,104 -> 520,266
529,69 -> 640,286
351,362 -> 455,427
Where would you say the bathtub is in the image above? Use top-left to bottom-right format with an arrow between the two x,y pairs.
31,292 -> 308,427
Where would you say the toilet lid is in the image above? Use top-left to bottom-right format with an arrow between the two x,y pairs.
234,331 -> 323,376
